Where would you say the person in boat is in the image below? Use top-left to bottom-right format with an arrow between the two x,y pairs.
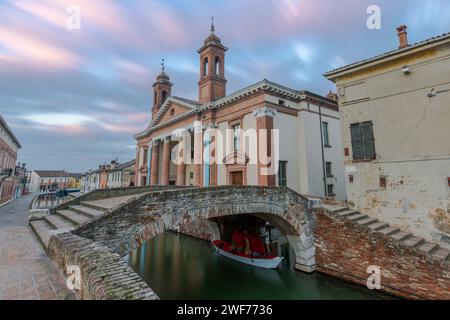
230,227 -> 246,253
261,223 -> 272,255
246,227 -> 266,257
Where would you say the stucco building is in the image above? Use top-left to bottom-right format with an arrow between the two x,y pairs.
107,159 -> 136,189
134,24 -> 346,199
324,26 -> 450,247
0,116 -> 21,204
29,170 -> 70,193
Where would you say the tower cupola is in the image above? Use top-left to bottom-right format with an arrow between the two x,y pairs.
197,17 -> 228,104
152,59 -> 173,118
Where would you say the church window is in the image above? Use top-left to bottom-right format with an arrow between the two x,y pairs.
203,57 -> 209,77
215,56 -> 220,75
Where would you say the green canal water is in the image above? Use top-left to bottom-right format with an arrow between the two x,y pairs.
127,232 -> 392,300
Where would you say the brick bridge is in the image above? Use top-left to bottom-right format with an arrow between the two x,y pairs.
32,185 -> 450,300
74,186 -> 317,272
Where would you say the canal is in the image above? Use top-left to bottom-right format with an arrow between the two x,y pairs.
128,232 -> 392,300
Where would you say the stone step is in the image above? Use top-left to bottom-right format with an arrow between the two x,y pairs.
390,231 -> 412,241
44,214 -> 76,230
347,213 -> 368,222
80,201 -> 109,212
69,205 -> 104,219
431,247 -> 450,261
56,210 -> 90,226
402,236 -> 425,248
356,217 -> 379,226
368,222 -> 389,231
323,206 -> 349,214
417,241 -> 439,254
30,219 -> 53,249
378,226 -> 400,235
337,210 -> 357,218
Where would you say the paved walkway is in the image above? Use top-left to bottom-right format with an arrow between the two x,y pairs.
0,196 -> 77,300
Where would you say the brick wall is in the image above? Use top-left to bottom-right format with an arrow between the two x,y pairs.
313,209 -> 450,300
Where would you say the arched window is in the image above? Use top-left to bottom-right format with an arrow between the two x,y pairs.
154,91 -> 158,106
203,57 -> 209,77
162,90 -> 168,104
215,56 -> 220,75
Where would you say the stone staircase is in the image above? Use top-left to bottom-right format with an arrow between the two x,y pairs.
30,194 -> 144,250
322,205 -> 450,263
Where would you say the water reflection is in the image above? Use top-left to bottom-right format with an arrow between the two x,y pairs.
128,232 -> 392,300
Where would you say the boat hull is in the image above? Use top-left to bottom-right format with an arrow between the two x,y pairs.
212,240 -> 283,269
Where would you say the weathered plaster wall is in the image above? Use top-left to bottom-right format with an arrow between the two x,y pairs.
338,48 -> 450,247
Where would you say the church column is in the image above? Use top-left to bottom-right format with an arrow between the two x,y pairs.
150,140 -> 160,185
176,146 -> 186,186
147,142 -> 153,185
135,146 -> 140,186
254,107 -> 277,186
161,137 -> 171,185
193,121 -> 203,187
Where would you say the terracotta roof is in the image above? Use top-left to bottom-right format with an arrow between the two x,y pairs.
34,170 -> 68,178
110,159 -> 136,171
324,32 -> 450,79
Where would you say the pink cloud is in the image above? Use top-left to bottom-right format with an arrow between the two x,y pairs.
0,26 -> 79,68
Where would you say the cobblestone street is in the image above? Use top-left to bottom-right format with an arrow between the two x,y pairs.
0,196 -> 77,300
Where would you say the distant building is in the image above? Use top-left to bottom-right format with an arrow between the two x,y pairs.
107,159 -> 136,189
0,116 -> 22,204
324,26 -> 450,246
30,170 -> 70,193
67,173 -> 82,189
87,170 -> 100,192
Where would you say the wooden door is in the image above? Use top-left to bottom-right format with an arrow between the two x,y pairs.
231,171 -> 243,186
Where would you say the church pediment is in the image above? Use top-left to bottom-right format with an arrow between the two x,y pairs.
151,97 -> 198,127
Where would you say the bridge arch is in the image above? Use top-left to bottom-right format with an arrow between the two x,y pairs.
74,186 -> 316,273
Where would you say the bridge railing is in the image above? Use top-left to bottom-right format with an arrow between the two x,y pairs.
50,185 -> 194,213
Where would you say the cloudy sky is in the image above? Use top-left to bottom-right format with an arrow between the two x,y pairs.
1,0 -> 449,172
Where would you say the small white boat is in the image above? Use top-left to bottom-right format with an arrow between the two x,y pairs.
212,240 -> 283,269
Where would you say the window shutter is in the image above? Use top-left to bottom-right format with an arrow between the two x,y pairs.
350,124 -> 363,159
362,122 -> 375,159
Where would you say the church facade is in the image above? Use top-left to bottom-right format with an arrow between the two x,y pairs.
134,25 -> 346,199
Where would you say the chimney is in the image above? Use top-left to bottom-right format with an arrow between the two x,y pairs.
397,25 -> 409,49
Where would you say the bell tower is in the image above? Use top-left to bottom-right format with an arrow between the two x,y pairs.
198,18 -> 228,104
152,59 -> 173,119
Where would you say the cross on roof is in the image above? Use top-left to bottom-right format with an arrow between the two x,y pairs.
211,16 -> 215,33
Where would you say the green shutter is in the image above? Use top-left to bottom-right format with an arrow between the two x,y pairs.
350,124 -> 363,159
362,122 -> 375,159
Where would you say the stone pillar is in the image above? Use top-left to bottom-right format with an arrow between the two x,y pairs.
150,141 -> 159,185
254,107 -> 277,186
176,146 -> 186,186
193,122 -> 203,187
161,137 -> 171,185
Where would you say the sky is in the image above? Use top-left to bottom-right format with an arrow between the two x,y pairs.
1,0 -> 449,173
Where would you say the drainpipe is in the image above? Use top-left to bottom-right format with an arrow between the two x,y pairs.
318,104 -> 328,197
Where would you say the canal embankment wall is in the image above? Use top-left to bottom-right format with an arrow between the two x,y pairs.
313,208 -> 450,300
